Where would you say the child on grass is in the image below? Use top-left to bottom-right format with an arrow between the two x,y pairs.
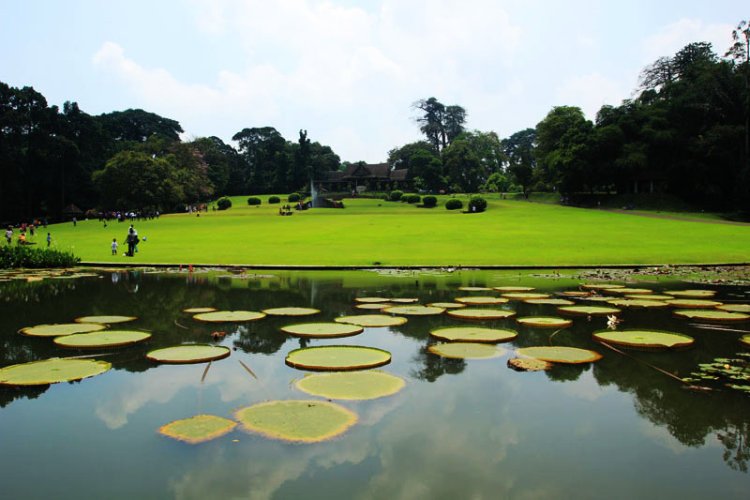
111,238 -> 118,255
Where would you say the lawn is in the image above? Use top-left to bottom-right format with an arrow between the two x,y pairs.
36,195 -> 750,267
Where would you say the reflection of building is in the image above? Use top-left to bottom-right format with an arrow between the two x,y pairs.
316,163 -> 409,192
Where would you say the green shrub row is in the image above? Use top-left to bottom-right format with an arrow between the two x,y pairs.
0,245 -> 80,269
246,197 -> 261,206
217,197 -> 232,210
422,195 -> 437,207
268,196 -> 280,204
445,199 -> 463,210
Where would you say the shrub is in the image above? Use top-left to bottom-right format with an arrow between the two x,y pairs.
246,197 -> 261,206
382,194 -> 390,201
468,196 -> 487,213
288,193 -> 301,202
217,197 -> 233,210
406,194 -> 421,204
389,190 -> 403,201
422,195 -> 437,208
268,196 -> 280,204
0,245 -> 80,269
445,199 -> 463,210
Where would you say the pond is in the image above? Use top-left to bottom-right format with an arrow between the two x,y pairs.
1,268 -> 749,499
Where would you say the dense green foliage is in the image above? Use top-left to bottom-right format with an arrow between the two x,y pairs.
246,197 -> 261,206
422,195 -> 437,207
468,196 -> 487,213
389,190 -> 404,201
445,199 -> 463,210
288,193 -> 301,202
216,197 -> 232,210
0,245 -> 80,268
406,194 -> 421,204
268,196 -> 280,204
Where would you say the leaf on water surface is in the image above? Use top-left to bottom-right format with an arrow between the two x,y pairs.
147,345 -> 231,364
334,314 -> 408,327
193,310 -> 266,322
592,329 -> 694,350
19,322 -> 107,337
429,326 -> 517,343
382,305 -> 445,316
54,330 -> 151,349
557,306 -> 621,316
516,316 -> 573,328
454,296 -> 509,305
285,345 -> 392,371
446,309 -> 516,320
280,322 -> 364,338
515,346 -> 603,364
74,315 -> 137,324
158,414 -> 237,444
294,371 -> 405,400
0,358 -> 111,386
428,342 -> 506,359
507,357 -> 552,371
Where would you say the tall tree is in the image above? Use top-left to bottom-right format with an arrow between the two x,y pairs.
502,128 -> 537,199
232,127 -> 287,193
413,97 -> 445,150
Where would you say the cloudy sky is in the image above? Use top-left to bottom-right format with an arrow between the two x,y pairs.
1,1 -> 745,162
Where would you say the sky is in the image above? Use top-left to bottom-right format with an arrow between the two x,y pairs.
0,0 -> 746,163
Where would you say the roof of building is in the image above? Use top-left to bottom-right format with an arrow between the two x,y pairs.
317,163 -> 408,182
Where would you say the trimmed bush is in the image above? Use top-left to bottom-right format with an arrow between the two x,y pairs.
217,197 -> 233,210
382,194 -> 390,201
268,196 -> 280,204
445,199 -> 463,211
468,196 -> 487,213
389,190 -> 403,201
406,194 -> 420,204
288,193 -> 301,202
422,195 -> 437,208
246,197 -> 261,206
0,245 -> 80,269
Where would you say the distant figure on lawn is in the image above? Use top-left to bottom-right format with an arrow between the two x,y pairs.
111,238 -> 118,255
5,227 -> 12,245
125,227 -> 137,257
47,233 -> 51,247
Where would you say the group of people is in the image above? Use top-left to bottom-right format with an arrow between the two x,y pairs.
4,225 -> 52,247
114,225 -> 143,257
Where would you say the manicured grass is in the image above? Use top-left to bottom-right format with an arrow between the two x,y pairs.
37,195 -> 750,266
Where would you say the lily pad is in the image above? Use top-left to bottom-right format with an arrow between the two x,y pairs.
294,371 -> 405,400
501,292 -> 550,300
429,326 -> 517,343
427,302 -> 467,309
740,335 -> 750,347
665,299 -> 723,309
262,307 -> 320,316
607,299 -> 669,308
355,303 -> 392,310
280,322 -> 363,338
285,345 -> 391,371
561,291 -> 591,297
524,298 -> 575,306
557,305 -> 621,316
665,289 -> 717,298
593,329 -> 694,350
75,315 -> 137,324
147,345 -> 231,364
516,346 -> 602,364
428,342 -> 506,359
580,284 -> 625,290
355,297 -> 391,303
182,307 -> 217,314
516,316 -> 573,328
19,322 -> 107,338
382,305 -> 445,316
193,310 -> 266,322
458,286 -> 492,291
507,357 -> 552,371
334,315 -> 408,327
390,298 -> 419,303
493,286 -> 535,292
446,308 -> 516,320
718,304 -> 750,313
234,400 -> 357,443
455,296 -> 509,305
54,330 -> 151,349
606,288 -> 653,295
624,294 -> 672,300
158,414 -> 237,444
0,358 -> 111,386
673,309 -> 750,322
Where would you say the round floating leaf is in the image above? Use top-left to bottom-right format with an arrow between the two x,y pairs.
455,296 -> 509,305
0,358 -> 111,386
740,335 -> 750,347
430,326 -> 517,343
427,302 -> 466,309
493,286 -> 535,292
516,346 -> 602,364
295,371 -> 405,400
355,303 -> 391,310
54,330 -> 151,349
607,299 -> 669,309
147,345 -> 231,364
280,322 -> 363,338
665,299 -> 723,309
334,315 -> 407,327
75,315 -> 136,324
583,296 -> 618,302
19,322 -> 106,338
355,297 -> 391,303
524,298 -> 575,306
390,298 -> 419,303
428,342 -> 506,359
673,309 -> 750,322
158,414 -> 237,444
593,329 -> 694,350
458,286 -> 492,291
285,345 -> 391,371
624,294 -> 672,300
262,307 -> 320,316
516,316 -> 573,328
182,307 -> 217,314
235,400 -> 357,443
446,308 -> 516,320
665,289 -> 717,298
501,292 -> 550,300
606,288 -> 653,295
507,357 -> 552,371
580,284 -> 625,290
561,291 -> 591,297
718,304 -> 750,313
193,310 -> 266,322
557,305 -> 621,316
382,305 -> 445,316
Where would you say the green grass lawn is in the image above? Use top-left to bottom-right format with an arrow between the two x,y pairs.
33,195 -> 750,266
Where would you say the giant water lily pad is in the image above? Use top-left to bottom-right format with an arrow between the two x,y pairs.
19,322 -> 106,338
516,316 -> 573,328
674,309 -> 750,322
355,297 -> 391,303
501,292 -> 550,300
741,335 -> 750,347
507,357 -> 552,371
524,298 -> 575,306
624,294 -> 672,300
356,303 -> 391,310
665,289 -> 717,298
718,304 -> 750,313
234,400 -> 357,443
665,299 -> 723,309
516,346 -> 602,364
580,284 -> 625,290
147,345 -> 231,364
182,307 -> 217,314
54,330 -> 151,349
262,307 -> 320,316
158,414 -> 237,444
593,329 -> 694,350
427,302 -> 466,309
383,305 -> 445,316
285,345 -> 391,371
494,286 -> 535,292
295,371 -> 405,400
446,309 -> 516,320
561,291 -> 591,297
75,315 -> 136,324
280,323 -> 363,338
334,315 -> 407,327
458,286 -> 492,292
455,296 -> 509,305
193,310 -> 266,322
428,342 -> 506,359
430,326 -> 517,343
0,358 -> 111,386
607,298 -> 669,309
557,305 -> 621,316
390,298 -> 419,303
605,288 -> 653,295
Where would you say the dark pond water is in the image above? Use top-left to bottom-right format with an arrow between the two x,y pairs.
1,269 -> 749,499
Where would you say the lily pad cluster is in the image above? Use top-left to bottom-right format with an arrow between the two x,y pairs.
683,353 -> 750,394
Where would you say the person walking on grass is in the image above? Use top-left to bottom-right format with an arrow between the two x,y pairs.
46,233 -> 51,247
111,238 -> 118,255
5,226 -> 12,245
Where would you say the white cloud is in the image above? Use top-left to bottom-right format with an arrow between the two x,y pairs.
554,72 -> 632,120
642,18 -> 735,63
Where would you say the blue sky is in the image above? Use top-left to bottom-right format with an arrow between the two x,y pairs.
1,0 -> 745,162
